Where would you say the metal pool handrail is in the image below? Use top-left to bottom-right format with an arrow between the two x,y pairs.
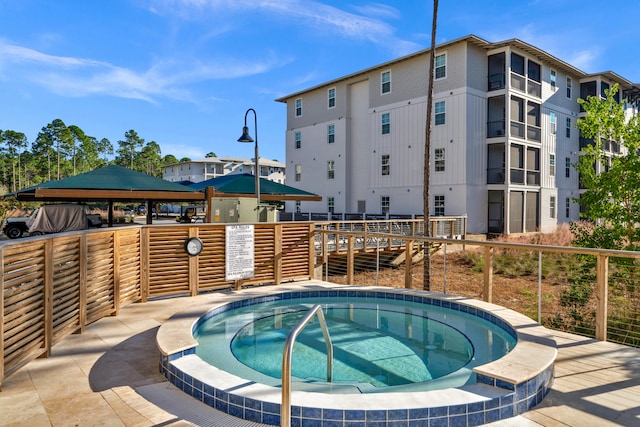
281,304 -> 333,427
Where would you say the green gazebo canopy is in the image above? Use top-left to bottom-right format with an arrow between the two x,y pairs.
6,165 -> 204,202
188,173 -> 321,201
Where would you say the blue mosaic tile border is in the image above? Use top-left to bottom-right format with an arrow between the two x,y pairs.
159,289 -> 553,426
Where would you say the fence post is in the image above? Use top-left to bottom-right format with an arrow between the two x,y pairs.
79,234 -> 88,332
321,225 -> 328,280
140,227 -> 149,302
537,251 -> 542,323
43,239 -> 54,357
483,246 -> 494,303
595,253 -> 609,341
347,234 -> 354,285
274,223 -> 282,285
188,227 -> 199,296
310,224 -> 317,279
404,239 -> 413,289
113,230 -> 121,314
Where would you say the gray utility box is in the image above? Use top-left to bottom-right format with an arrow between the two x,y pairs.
209,197 -> 277,223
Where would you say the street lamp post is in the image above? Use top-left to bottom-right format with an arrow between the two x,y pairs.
238,108 -> 260,219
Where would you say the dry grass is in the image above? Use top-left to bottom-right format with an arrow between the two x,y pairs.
328,251 -> 564,322
326,226 -> 580,323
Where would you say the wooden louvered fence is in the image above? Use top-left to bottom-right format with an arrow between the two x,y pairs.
0,222 -> 314,389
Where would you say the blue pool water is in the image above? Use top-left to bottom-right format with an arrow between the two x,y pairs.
193,295 -> 516,394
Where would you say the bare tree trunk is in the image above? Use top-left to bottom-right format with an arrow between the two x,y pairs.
17,152 -> 21,189
11,160 -> 16,192
57,141 -> 61,180
423,0 -> 438,291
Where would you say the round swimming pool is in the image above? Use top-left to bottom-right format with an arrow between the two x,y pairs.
193,296 -> 516,393
157,284 -> 557,427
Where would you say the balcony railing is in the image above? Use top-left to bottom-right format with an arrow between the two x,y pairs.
487,120 -> 506,138
511,73 -> 526,92
488,73 -> 505,91
528,81 -> 542,98
511,168 -> 525,184
527,125 -> 541,142
511,121 -> 525,139
487,167 -> 505,184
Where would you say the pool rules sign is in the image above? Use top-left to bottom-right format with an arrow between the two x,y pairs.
225,224 -> 254,281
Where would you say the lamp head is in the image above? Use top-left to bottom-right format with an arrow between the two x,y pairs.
237,126 -> 254,143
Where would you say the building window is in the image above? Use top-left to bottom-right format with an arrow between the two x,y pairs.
435,53 -> 446,79
565,197 -> 570,218
434,195 -> 445,216
327,160 -> 335,179
527,101 -> 541,141
381,70 -> 391,94
550,154 -> 555,176
328,88 -> 336,108
381,154 -> 390,176
435,148 -> 445,172
565,157 -> 571,178
435,101 -> 445,125
327,197 -> 335,214
381,196 -> 390,214
511,53 -> 525,76
550,111 -> 557,134
566,77 -> 572,98
528,60 -> 541,83
566,118 -> 571,138
295,131 -> 301,149
550,69 -> 556,89
550,196 -> 556,219
295,201 -> 301,213
382,112 -> 390,134
295,98 -> 302,116
295,164 -> 301,181
327,124 -> 335,144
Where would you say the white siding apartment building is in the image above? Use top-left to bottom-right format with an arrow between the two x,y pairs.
277,35 -> 639,234
163,157 -> 286,184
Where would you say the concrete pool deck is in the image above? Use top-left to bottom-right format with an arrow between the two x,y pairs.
1,280 -> 639,426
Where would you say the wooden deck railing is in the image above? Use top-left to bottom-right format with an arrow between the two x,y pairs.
2,219 -> 639,389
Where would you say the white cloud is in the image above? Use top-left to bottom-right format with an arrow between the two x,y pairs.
0,40 -> 288,103
566,49 -> 600,73
150,0 -> 413,48
351,3 -> 401,20
0,42 -> 106,69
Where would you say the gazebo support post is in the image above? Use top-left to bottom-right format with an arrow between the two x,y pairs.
146,201 -> 153,224
108,201 -> 114,227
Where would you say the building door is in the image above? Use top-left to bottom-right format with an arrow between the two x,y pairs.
509,191 -> 524,233
525,192 -> 539,232
357,200 -> 366,213
488,190 -> 504,233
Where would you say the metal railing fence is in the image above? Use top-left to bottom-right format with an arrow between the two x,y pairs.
314,229 -> 640,348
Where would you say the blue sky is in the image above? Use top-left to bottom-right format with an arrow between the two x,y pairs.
1,0 -> 638,163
